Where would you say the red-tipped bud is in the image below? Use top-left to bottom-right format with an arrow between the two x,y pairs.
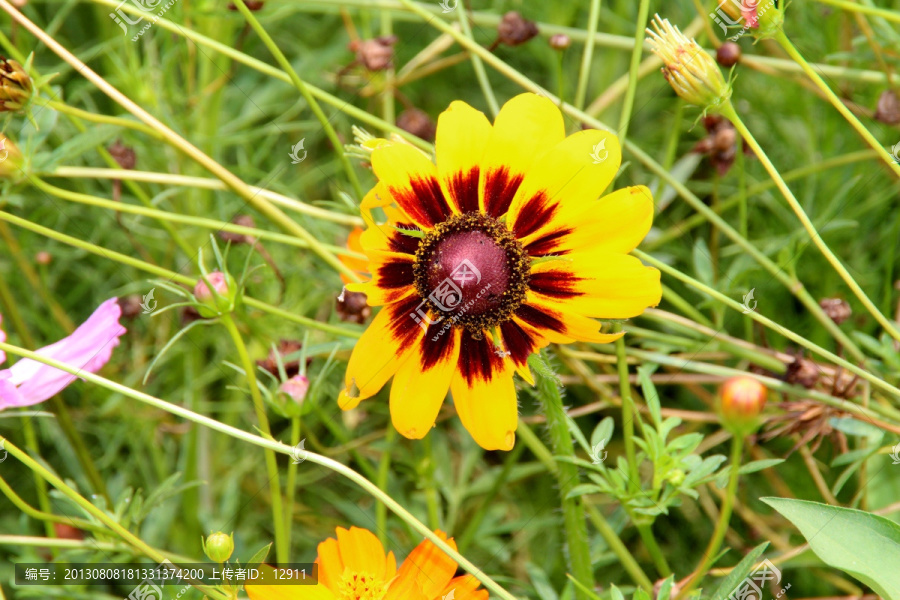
280,374 -> 310,404
193,271 -> 237,317
719,376 -> 767,435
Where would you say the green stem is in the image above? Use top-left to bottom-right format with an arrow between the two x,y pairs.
573,0 -> 602,111
0,341 -> 518,600
615,0 -> 650,140
775,31 -> 900,179
813,0 -> 900,24
615,326 -> 640,494
36,98 -> 164,139
457,442 -> 524,553
284,416 -> 301,555
231,0 -> 363,200
375,425 -> 398,545
423,434 -> 441,530
636,523 -> 671,577
0,473 -> 107,534
632,248 -> 900,404
0,210 -> 362,339
220,313 -> 287,563
455,0 -> 499,117
721,100 -> 900,344
0,438 -> 228,600
584,504 -> 653,591
537,370 -> 595,600
681,434 -> 744,598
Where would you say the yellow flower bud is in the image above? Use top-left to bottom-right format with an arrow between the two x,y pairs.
0,58 -> 33,113
0,134 -> 23,179
718,376 -> 767,435
646,15 -> 732,114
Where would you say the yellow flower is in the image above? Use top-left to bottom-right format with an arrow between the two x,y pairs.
340,93 -> 661,451
245,527 -> 487,600
646,15 -> 731,113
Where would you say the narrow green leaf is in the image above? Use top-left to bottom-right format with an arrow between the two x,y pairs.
710,542 -> 770,600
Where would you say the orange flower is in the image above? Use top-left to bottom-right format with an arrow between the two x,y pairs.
246,527 -> 487,600
340,227 -> 368,285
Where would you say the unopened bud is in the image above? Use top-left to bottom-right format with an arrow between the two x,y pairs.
351,36 -> 397,71
0,58 -> 33,113
0,134 -> 23,179
549,33 -> 571,50
35,250 -> 52,265
719,376 -> 767,435
646,15 -> 732,113
280,374 -> 310,404
202,532 -> 234,563
193,271 -> 237,317
716,42 -> 742,68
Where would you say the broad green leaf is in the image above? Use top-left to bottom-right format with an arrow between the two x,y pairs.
763,497 -> 900,600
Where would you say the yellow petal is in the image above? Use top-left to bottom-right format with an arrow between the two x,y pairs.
518,296 -> 624,344
372,141 -> 452,229
529,252 -> 662,319
390,327 -> 460,440
336,526 -> 390,579
479,93 -> 565,217
246,566 -> 337,600
450,333 -> 518,451
435,100 -> 492,214
507,129 -> 621,245
338,296 -> 423,409
346,252 -> 416,307
523,186 -> 654,257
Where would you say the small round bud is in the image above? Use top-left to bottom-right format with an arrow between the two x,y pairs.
202,532 -> 234,563
875,90 -> 900,125
667,469 -> 685,486
549,33 -> 571,50
719,376 -> 767,435
280,374 -> 310,404
819,297 -> 851,325
0,58 -> 33,113
193,271 -> 237,317
716,42 -> 742,68
35,251 -> 52,265
351,36 -> 397,71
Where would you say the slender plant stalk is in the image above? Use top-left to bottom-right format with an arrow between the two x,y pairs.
455,0 -> 499,116
680,434 -> 744,598
574,0 -> 602,111
0,438 -> 229,600
231,0 -> 364,200
813,0 -> 900,24
615,0 -> 650,140
721,101 -> 900,344
0,0 -> 361,283
0,341 -> 519,600
0,210 -> 362,339
220,314 -> 287,563
284,416 -> 302,553
615,328 -> 640,494
537,370 -> 595,600
775,31 -> 900,179
422,434 -> 442,531
0,474 -> 107,534
375,425 -> 398,545
35,98 -> 163,139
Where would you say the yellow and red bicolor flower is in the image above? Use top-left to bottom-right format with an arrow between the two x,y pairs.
339,93 -> 662,450
245,527 -> 487,600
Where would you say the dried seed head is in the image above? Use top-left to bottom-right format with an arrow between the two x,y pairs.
0,58 -> 33,113
336,290 -> 371,324
396,108 -> 436,142
549,33 -> 571,50
117,295 -> 144,320
716,42 -> 742,68
497,12 -> 539,47
646,15 -> 732,113
785,355 -> 820,389
351,36 -> 398,71
719,376 -> 767,435
875,90 -> 900,125
108,140 -> 136,170
819,297 -> 851,325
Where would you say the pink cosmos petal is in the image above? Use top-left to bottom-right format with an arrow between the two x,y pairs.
0,298 -> 126,409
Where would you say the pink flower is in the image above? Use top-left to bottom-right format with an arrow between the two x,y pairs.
0,298 -> 126,409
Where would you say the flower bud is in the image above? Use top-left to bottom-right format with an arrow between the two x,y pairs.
0,134 -> 23,180
193,271 -> 238,317
202,532 -> 234,563
0,58 -> 33,113
719,376 -> 767,435
716,42 -> 742,67
646,15 -> 732,113
280,374 -> 310,404
497,12 -> 539,47
747,0 -> 784,40
819,297 -> 851,325
549,33 -> 571,50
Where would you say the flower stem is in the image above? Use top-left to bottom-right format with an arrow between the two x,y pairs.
574,0 -> 602,111
775,31 -> 900,179
455,0 -> 499,117
615,0 -> 650,140
230,0 -> 364,200
0,437 -> 229,600
0,340 -> 519,600
536,368 -> 595,600
720,100 -> 900,344
375,425 -> 398,545
615,326 -> 640,494
680,434 -> 744,598
219,313 -> 287,564
284,416 -> 302,554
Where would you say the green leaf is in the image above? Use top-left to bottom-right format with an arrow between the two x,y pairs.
591,417 -> 614,451
762,497 -> 900,600
692,238 -> 715,287
637,364 -> 662,427
527,563 -> 559,600
710,542 -> 770,600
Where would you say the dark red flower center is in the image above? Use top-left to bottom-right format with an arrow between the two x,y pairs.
413,213 -> 528,334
